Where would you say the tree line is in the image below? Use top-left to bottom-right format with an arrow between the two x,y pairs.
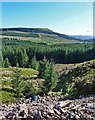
2,38 -> 95,68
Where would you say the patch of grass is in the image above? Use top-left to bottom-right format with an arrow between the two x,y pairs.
20,68 -> 38,77
2,67 -> 38,77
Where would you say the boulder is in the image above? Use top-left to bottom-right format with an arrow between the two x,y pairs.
57,100 -> 72,108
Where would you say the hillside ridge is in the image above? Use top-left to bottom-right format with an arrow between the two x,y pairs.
0,27 -> 79,41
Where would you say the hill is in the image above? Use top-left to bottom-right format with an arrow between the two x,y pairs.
0,28 -> 82,44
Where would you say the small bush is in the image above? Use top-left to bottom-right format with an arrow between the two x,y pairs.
22,81 -> 35,98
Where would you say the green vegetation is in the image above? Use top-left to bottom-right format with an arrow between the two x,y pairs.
2,90 -> 17,104
11,69 -> 24,98
0,27 -> 77,40
0,28 -> 95,104
20,68 -> 37,77
1,38 -> 94,68
1,59 -> 95,103
0,31 -> 39,37
1,67 -> 38,103
0,28 -> 54,34
54,59 -> 95,97
38,57 -> 58,94
22,81 -> 35,98
30,56 -> 39,70
11,69 -> 35,98
0,28 -> 81,45
1,58 -> 58,103
3,58 -> 11,68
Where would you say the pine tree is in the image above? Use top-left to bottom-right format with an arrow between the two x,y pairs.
38,56 -> 47,78
38,57 -> 58,94
1,56 -> 4,67
11,69 -> 23,98
43,61 -> 58,93
16,63 -> 19,68
22,49 -> 29,67
31,56 -> 39,70
17,49 -> 28,67
50,68 -> 58,91
3,58 -> 11,68
22,81 -> 35,97
43,61 -> 51,93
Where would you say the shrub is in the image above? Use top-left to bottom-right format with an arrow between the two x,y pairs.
22,81 -> 35,98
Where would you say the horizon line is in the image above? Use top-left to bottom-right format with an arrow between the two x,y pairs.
0,26 -> 93,36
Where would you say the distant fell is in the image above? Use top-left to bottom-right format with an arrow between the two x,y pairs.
0,27 -> 53,34
0,27 -> 79,40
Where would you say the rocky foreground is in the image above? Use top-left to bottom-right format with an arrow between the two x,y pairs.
0,94 -> 95,120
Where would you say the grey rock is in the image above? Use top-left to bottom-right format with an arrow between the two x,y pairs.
19,110 -> 25,117
0,95 -> 95,119
54,109 -> 61,115
48,109 -> 55,115
57,100 -> 72,108
6,112 -> 15,119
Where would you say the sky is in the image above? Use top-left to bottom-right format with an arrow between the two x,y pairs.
2,2 -> 93,35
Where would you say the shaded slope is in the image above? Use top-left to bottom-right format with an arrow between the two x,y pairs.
54,59 -> 95,97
